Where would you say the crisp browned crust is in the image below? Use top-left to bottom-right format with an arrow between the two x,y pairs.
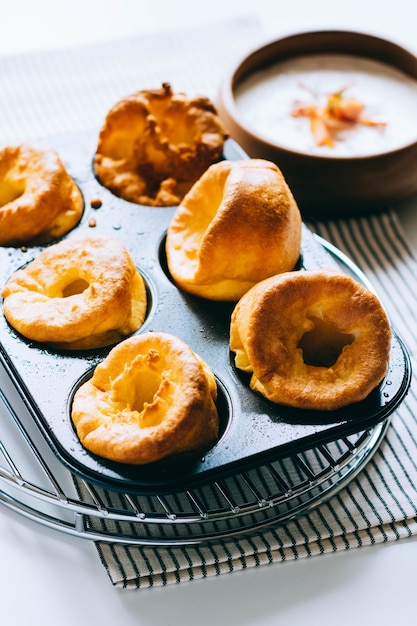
165,158 -> 302,300
0,143 -> 84,246
230,268 -> 392,410
93,83 -> 228,206
71,332 -> 219,464
1,235 -> 147,350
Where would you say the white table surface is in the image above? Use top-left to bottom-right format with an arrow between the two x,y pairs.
1,2 -> 417,624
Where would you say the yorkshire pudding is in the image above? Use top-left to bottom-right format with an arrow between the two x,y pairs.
165,158 -> 302,300
71,332 -> 220,464
230,268 -> 392,410
94,82 -> 228,206
0,143 -> 83,246
2,235 -> 147,350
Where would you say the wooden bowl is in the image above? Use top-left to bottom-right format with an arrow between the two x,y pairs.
217,30 -> 417,217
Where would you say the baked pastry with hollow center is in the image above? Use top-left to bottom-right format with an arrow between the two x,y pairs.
230,268 -> 392,410
0,143 -> 83,246
1,235 -> 147,350
94,82 -> 228,206
71,332 -> 220,464
165,158 -> 302,300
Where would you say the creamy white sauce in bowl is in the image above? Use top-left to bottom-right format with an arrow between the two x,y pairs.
235,54 -> 417,158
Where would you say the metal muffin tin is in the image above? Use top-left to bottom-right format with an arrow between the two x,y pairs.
0,132 -> 412,495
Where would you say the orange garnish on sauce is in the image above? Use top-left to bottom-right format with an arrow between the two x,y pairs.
291,87 -> 387,147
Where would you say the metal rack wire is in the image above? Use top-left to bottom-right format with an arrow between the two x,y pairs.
0,368 -> 389,545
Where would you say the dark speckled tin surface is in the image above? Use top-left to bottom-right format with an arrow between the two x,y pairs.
0,133 -> 411,494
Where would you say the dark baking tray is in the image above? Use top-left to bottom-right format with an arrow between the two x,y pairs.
0,131 -> 412,495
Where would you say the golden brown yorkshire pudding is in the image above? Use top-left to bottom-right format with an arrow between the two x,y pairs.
0,143 -> 83,246
1,235 -> 147,350
93,82 -> 228,207
230,269 -> 392,411
165,158 -> 302,301
71,332 -> 220,465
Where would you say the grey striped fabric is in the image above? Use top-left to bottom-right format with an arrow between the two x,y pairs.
2,16 -> 417,588
0,16 -> 263,143
95,209 -> 417,588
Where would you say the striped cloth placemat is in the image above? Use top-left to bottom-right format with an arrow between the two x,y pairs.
1,16 -> 417,588
0,16 -> 264,142
91,209 -> 417,588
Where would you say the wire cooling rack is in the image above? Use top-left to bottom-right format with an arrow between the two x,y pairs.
0,362 -> 389,546
0,134 -> 401,544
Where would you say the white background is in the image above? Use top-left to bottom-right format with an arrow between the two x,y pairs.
1,2 -> 417,624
